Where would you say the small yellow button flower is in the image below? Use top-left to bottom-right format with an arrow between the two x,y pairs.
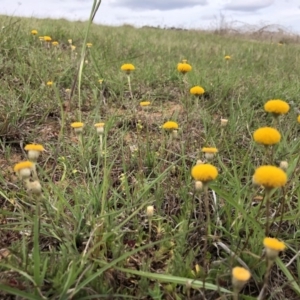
202,147 -> 218,160
14,161 -> 33,180
232,267 -> 251,292
52,41 -> 59,46
190,86 -> 205,96
43,36 -> 52,42
162,121 -> 178,130
264,99 -> 290,115
263,237 -> 286,260
191,164 -> 218,183
224,55 -> 231,60
86,43 -> 93,48
177,62 -> 192,74
121,63 -> 135,74
24,144 -> 45,161
71,122 -> 84,133
31,30 -> 38,35
94,122 -> 105,134
140,101 -> 151,107
253,165 -> 287,189
253,127 -> 281,146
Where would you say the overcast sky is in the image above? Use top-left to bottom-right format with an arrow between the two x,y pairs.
1,0 -> 300,33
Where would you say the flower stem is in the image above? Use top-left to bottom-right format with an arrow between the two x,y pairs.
265,189 -> 271,236
127,74 -> 133,99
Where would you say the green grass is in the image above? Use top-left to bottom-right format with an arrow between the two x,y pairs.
0,7 -> 300,300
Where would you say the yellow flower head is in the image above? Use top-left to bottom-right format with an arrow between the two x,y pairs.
71,45 -> 76,51
46,81 -> 53,86
264,99 -> 290,115
224,55 -> 231,60
94,122 -> 105,134
31,30 -> 38,35
191,164 -> 218,183
253,165 -> 287,189
14,161 -> 33,172
232,267 -> 251,282
68,39 -> 72,44
25,144 -> 44,152
98,79 -> 104,84
86,43 -> 93,48
121,64 -> 135,73
190,86 -> 205,96
71,122 -> 84,129
162,121 -> 179,130
253,127 -> 281,145
43,36 -> 52,42
140,101 -> 151,107
94,122 -> 105,128
202,147 -> 218,153
298,115 -> 300,123
263,237 -> 286,251
177,62 -> 192,74
52,41 -> 59,46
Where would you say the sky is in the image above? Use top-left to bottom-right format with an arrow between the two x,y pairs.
1,0 -> 300,33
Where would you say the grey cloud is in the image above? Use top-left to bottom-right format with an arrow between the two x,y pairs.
112,0 -> 207,11
224,0 -> 274,12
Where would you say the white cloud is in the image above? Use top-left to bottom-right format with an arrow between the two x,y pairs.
224,0 -> 275,11
0,0 -> 300,33
110,0 -> 207,11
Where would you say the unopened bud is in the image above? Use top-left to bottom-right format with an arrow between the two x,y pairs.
146,205 -> 154,218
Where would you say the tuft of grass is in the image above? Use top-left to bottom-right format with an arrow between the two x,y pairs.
0,3 -> 300,299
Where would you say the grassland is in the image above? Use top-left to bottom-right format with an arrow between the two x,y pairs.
0,11 -> 300,300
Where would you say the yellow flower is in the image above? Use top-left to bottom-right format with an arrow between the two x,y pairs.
31,30 -> 38,35
263,237 -> 286,251
94,122 -> 105,127
264,99 -> 290,115
121,64 -> 135,73
43,36 -> 52,42
14,161 -> 33,180
177,62 -> 192,74
253,127 -> 281,145
25,144 -> 44,152
253,165 -> 287,189
190,86 -> 205,96
86,43 -> 93,48
52,41 -> 59,46
232,267 -> 251,292
162,121 -> 179,130
71,122 -> 84,128
263,237 -> 286,260
68,39 -> 72,44
47,81 -> 53,86
298,115 -> 300,123
140,101 -> 151,107
14,161 -> 33,172
98,79 -> 104,84
202,147 -> 218,160
71,45 -> 76,51
25,144 -> 45,161
224,55 -> 231,60
191,164 -> 218,183
232,267 -> 251,282
202,147 -> 218,153
94,122 -> 105,134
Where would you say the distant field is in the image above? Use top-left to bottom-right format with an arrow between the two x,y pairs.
0,13 -> 300,300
